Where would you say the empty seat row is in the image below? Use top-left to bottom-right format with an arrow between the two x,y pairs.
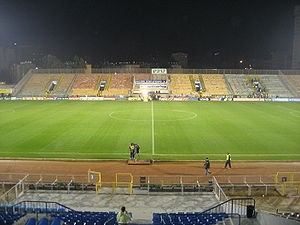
25,217 -> 62,225
201,74 -> 229,96
153,212 -> 229,225
51,211 -> 118,225
170,74 -> 195,95
0,211 -> 25,225
225,74 -> 253,96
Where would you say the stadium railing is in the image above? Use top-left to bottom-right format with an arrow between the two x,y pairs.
202,197 -> 255,216
0,175 -> 28,203
0,173 -> 279,198
212,176 -> 228,202
11,200 -> 74,214
214,174 -> 278,197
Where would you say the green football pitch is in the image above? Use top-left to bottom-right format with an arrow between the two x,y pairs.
0,101 -> 300,160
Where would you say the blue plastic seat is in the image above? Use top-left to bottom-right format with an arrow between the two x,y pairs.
38,217 -> 49,225
25,218 -> 36,225
51,218 -> 61,225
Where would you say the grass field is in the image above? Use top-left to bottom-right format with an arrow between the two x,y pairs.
0,101 -> 300,160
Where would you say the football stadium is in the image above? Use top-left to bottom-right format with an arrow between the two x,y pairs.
1,69 -> 300,161
1,1 -> 300,225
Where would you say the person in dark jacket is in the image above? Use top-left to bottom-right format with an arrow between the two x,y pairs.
204,158 -> 212,175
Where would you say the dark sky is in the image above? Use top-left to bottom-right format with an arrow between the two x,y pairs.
0,0 -> 298,64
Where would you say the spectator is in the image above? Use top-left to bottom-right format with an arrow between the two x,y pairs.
117,206 -> 132,225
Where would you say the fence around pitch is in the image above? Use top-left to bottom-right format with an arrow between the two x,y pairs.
0,173 -> 89,196
215,174 -> 276,185
0,173 -> 284,197
275,172 -> 300,185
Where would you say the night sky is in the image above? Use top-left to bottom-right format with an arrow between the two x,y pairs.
0,0 -> 298,65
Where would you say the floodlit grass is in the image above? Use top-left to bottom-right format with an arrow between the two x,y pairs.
0,101 -> 299,160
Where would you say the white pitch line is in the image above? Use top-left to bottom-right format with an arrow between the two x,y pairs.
151,101 -> 155,156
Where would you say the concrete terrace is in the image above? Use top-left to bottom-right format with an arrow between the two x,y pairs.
15,188 -> 219,224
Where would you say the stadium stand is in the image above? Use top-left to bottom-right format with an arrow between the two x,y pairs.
71,74 -> 99,96
201,74 -> 229,96
12,69 -> 33,96
1,200 -> 118,225
134,73 -> 151,80
102,73 -> 132,96
14,70 -> 300,98
51,211 -> 117,225
225,74 -> 253,96
259,75 -> 293,97
51,74 -> 76,96
281,75 -> 300,97
18,74 -> 63,96
152,212 -> 230,225
170,74 -> 195,95
152,74 -> 168,80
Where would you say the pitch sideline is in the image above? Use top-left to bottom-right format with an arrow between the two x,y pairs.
1,152 -> 300,157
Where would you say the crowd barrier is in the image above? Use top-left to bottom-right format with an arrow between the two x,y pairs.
1,97 -> 300,102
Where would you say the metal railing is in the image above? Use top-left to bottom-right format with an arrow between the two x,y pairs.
11,200 -> 74,214
138,175 -> 213,195
0,175 -> 29,203
212,176 -> 229,201
202,198 -> 255,217
0,173 -> 280,196
213,174 -> 277,197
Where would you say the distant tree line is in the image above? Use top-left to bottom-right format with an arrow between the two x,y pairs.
39,55 -> 86,69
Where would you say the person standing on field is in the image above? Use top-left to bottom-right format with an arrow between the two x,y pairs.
204,158 -> 212,175
225,152 -> 232,169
